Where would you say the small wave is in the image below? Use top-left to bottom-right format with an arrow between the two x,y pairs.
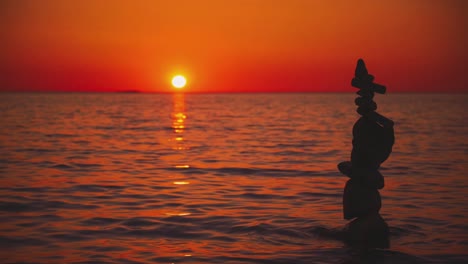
68,184 -> 124,193
229,222 -> 274,234
0,201 -> 34,212
94,125 -> 116,131
297,191 -> 342,198
165,166 -> 324,177
50,163 -> 74,170
0,200 -> 100,212
240,192 -> 284,200
71,163 -> 102,169
121,218 -> 158,228
12,187 -> 50,193
50,233 -> 90,242
80,217 -> 122,226
0,236 -> 47,247
78,245 -> 128,252
71,140 -> 90,144
16,147 -> 55,153
405,216 -> 448,226
125,125 -> 162,132
126,226 -> 212,240
309,226 -> 346,241
390,225 -> 426,238
273,150 -> 307,156
44,133 -> 75,138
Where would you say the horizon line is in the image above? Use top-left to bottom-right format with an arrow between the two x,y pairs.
0,90 -> 466,95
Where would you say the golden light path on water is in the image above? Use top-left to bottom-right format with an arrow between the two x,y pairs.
169,92 -> 192,219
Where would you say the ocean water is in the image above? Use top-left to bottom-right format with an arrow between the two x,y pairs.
0,93 -> 467,264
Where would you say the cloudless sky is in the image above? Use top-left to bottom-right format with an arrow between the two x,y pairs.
1,0 -> 466,93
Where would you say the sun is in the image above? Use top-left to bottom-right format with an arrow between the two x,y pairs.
171,75 -> 187,89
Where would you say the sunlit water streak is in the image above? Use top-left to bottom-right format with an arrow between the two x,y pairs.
0,93 -> 467,263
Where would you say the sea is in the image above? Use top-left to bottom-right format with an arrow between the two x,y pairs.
0,93 -> 467,264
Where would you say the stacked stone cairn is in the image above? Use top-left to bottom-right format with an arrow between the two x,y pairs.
338,59 -> 395,250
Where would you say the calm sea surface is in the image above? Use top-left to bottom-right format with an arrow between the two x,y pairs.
0,93 -> 467,264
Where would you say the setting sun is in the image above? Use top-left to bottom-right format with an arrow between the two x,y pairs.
172,75 -> 187,89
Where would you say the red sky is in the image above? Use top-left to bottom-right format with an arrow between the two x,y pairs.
1,0 -> 467,93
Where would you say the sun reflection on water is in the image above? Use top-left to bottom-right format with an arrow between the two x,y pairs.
173,181 -> 190,185
171,93 -> 190,165
174,165 -> 190,169
165,212 -> 192,216
170,93 -> 191,201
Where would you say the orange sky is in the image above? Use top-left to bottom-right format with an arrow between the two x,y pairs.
1,0 -> 466,93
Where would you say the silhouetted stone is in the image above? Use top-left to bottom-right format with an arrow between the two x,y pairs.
355,59 -> 369,77
365,111 -> 395,128
338,161 -> 353,177
351,116 -> 394,169
339,58 -> 395,250
338,162 -> 384,189
343,179 -> 382,220
351,58 -> 386,94
343,211 -> 390,249
356,89 -> 374,98
354,96 -> 374,107
356,104 -> 377,115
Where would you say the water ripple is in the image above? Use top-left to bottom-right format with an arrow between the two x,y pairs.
0,93 -> 467,263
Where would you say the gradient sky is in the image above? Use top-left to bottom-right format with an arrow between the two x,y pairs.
1,0 -> 466,93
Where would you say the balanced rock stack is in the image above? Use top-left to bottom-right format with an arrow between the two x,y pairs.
338,59 -> 395,250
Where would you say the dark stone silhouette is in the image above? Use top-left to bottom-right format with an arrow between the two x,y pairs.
339,59 -> 395,251
351,59 -> 386,94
